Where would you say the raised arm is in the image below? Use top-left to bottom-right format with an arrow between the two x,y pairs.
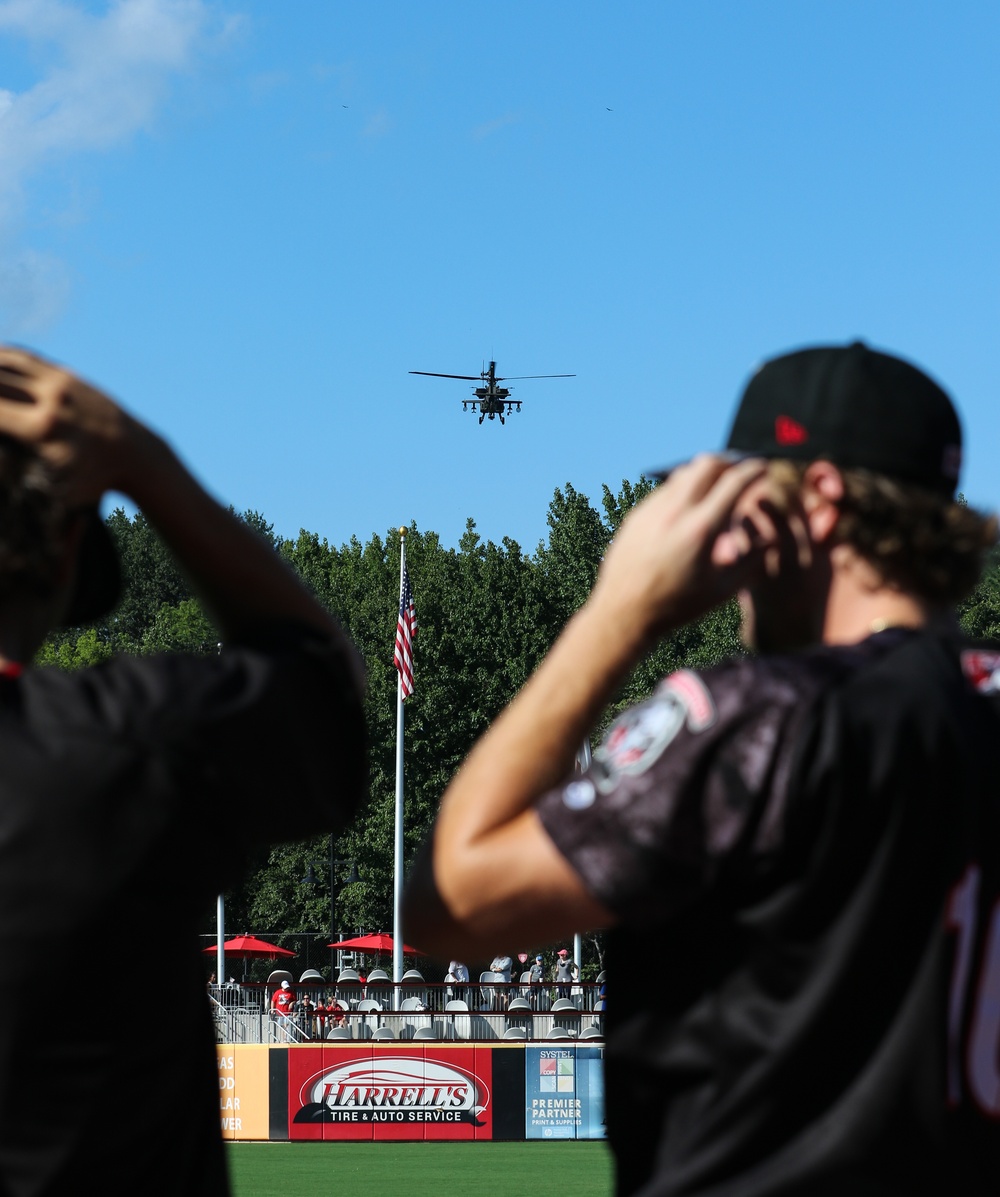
404,455 -> 770,959
0,347 -> 362,687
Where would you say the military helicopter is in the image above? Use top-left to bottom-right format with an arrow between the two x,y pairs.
409,360 -> 575,424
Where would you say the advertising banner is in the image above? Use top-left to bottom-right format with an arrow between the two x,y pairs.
216,1045 -> 270,1140
525,1046 -> 605,1140
286,1044 -> 494,1140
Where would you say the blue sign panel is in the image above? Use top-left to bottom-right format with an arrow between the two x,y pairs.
525,1046 -> 605,1140
576,1048 -> 606,1140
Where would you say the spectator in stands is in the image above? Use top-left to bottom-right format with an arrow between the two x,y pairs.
330,995 -> 349,1034
527,954 -> 547,1010
446,960 -> 469,1004
314,994 -> 329,1038
490,952 -> 513,1009
291,991 -> 315,1038
490,953 -> 512,983
553,949 -> 578,998
270,979 -> 295,1024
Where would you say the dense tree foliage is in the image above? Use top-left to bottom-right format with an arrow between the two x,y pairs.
957,542 -> 1000,642
37,482 -> 1000,975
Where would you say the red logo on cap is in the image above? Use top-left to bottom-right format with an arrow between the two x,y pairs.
775,415 -> 808,445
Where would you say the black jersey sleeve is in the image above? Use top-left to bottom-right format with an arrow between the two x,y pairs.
536,657 -> 831,926
33,620 -> 367,854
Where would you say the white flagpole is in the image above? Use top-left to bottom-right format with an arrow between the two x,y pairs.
216,894 -> 225,987
215,636 -> 226,990
393,528 -> 407,1007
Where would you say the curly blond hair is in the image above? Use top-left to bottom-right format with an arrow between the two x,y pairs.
767,460 -> 997,605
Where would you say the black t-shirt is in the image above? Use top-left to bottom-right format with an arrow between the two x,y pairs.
538,627 -> 1000,1196
0,624 -> 365,1196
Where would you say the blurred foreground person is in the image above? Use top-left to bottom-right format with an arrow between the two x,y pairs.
406,343 -> 1000,1194
0,348 -> 366,1195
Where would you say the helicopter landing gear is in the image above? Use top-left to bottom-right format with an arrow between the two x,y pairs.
478,413 -> 484,425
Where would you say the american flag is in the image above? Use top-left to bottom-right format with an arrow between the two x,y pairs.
394,548 -> 417,699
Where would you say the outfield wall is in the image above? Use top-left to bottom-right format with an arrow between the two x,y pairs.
217,1043 -> 605,1142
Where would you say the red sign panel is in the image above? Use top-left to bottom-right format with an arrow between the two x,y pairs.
287,1045 -> 494,1140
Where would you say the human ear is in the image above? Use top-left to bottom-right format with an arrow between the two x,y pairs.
802,462 -> 844,544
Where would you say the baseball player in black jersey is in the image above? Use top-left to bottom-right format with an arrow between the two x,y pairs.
406,342 -> 1000,1194
0,349 -> 366,1195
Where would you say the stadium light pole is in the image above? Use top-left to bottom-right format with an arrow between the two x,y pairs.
330,850 -> 359,977
303,848 -> 357,980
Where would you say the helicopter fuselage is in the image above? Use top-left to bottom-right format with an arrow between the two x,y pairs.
409,359 -> 572,425
463,385 -> 520,424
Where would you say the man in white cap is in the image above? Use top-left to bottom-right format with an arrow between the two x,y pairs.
271,978 -> 296,1025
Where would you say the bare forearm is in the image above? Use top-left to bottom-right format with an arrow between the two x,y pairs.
0,346 -> 362,686
436,597 -> 645,851
407,597 -> 644,950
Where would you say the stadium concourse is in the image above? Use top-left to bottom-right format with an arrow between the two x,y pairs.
209,965 -> 606,1045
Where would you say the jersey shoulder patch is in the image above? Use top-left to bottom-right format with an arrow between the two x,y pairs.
591,670 -> 717,792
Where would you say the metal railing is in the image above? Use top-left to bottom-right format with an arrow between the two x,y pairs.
208,980 -> 605,1044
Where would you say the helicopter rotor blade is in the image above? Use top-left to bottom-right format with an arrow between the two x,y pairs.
496,374 -> 576,380
409,371 -> 483,381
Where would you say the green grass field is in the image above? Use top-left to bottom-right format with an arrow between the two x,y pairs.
227,1141 -> 613,1196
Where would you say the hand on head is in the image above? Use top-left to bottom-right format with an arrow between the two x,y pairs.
0,346 -> 150,506
592,454 -> 780,639
718,460 -> 833,580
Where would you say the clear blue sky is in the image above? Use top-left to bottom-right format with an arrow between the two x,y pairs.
2,0 -> 998,552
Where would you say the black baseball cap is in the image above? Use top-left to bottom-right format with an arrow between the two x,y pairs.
61,509 -> 122,627
723,342 -> 962,497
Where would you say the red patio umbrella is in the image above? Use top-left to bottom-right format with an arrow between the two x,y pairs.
327,932 -> 422,955
202,935 -> 296,960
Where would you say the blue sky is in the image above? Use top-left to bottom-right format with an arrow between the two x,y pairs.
1,0 -> 998,552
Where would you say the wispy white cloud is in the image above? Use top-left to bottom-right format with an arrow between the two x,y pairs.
0,0 -> 209,201
471,111 -> 522,141
0,0 -> 221,331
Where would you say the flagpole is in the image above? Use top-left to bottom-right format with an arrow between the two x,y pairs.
215,633 -> 226,991
393,528 -> 407,1007
216,894 -> 225,988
